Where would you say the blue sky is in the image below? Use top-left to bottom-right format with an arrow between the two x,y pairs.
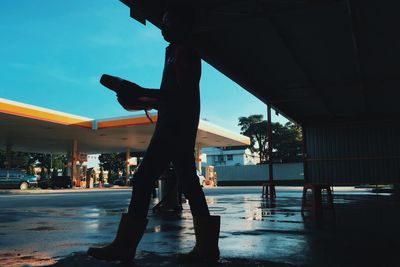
0,0 -> 287,133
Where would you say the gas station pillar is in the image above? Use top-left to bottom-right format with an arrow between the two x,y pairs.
71,140 -> 79,187
195,144 -> 202,174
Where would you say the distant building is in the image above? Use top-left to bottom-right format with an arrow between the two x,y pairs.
202,146 -> 260,167
84,154 -> 101,169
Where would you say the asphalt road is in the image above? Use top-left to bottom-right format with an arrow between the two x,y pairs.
1,187 -> 284,267
0,188 -> 133,209
1,187 -> 399,267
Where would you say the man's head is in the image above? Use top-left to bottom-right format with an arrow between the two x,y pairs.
161,5 -> 194,44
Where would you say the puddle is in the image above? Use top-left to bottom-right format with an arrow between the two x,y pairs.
147,224 -> 184,233
0,211 -> 20,223
208,207 -> 227,212
269,220 -> 303,224
230,229 -> 308,236
0,251 -> 57,267
27,226 -> 58,231
49,251 -> 295,266
103,208 -> 127,215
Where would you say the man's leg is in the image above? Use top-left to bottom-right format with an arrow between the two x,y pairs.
128,131 -> 172,218
172,152 -> 209,216
173,151 -> 220,262
87,129 -> 172,262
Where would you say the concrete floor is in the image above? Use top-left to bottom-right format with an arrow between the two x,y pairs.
0,187 -> 399,267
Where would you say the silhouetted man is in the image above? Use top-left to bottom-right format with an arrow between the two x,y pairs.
87,5 -> 220,263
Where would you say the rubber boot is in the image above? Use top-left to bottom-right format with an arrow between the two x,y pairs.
87,213 -> 148,262
177,215 -> 220,262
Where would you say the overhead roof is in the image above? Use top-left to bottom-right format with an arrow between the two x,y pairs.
120,0 -> 400,125
0,98 -> 250,153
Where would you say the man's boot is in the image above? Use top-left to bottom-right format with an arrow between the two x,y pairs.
177,215 -> 220,262
87,213 -> 148,262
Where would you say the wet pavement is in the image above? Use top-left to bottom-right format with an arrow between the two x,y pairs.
0,186 -> 399,267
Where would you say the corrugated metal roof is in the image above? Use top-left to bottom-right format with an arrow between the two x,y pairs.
120,0 -> 400,125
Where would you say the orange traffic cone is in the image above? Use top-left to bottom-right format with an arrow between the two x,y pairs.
98,181 -> 102,189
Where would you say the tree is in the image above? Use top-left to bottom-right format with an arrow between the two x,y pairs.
98,167 -> 104,183
28,153 -> 68,175
238,115 -> 303,163
98,153 -> 126,180
51,154 -> 68,171
0,151 -> 67,174
272,122 -> 302,162
238,115 -> 268,162
0,150 -> 31,169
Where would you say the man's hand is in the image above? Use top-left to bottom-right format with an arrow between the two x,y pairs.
117,95 -> 159,111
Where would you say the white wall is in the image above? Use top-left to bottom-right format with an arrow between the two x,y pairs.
83,154 -> 100,169
215,163 -> 304,182
202,147 -> 260,166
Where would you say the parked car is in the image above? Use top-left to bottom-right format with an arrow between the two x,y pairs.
0,169 -> 38,190
38,176 -> 72,189
112,176 -> 132,186
112,179 -> 125,186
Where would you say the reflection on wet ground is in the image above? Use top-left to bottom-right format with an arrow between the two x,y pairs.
0,252 -> 56,267
49,251 -> 295,267
0,187 -> 399,266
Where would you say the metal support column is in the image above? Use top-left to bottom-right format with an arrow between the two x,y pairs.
301,126 -> 308,183
262,105 -> 276,199
267,105 -> 273,184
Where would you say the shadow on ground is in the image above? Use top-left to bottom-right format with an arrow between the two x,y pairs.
50,252 -> 295,267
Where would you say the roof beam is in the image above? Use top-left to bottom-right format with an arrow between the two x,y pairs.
266,16 -> 335,117
345,0 -> 370,113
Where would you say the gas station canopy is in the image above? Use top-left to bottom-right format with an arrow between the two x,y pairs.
0,98 -> 250,154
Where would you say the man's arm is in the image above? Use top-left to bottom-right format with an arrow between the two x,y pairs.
117,89 -> 162,111
100,74 -> 163,110
117,95 -> 160,111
